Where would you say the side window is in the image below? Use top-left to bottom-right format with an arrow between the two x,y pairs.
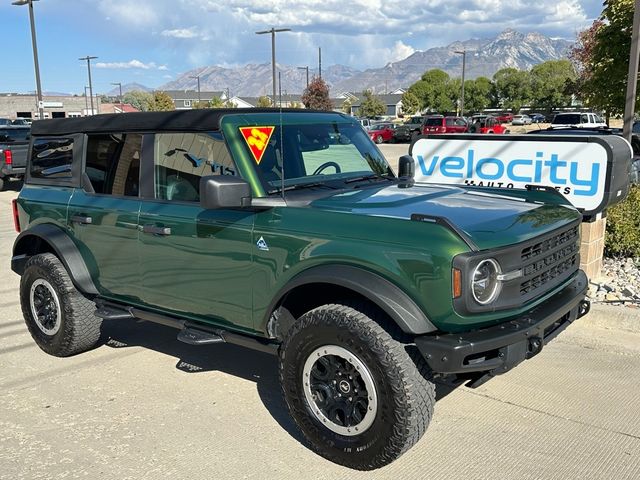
30,137 -> 74,180
446,118 -> 455,126
455,118 -> 466,126
85,133 -> 142,196
154,132 -> 236,202
581,114 -> 589,124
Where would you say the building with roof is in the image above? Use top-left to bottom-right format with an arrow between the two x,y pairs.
0,93 -> 100,119
162,90 -> 224,110
100,103 -> 140,114
349,94 -> 404,118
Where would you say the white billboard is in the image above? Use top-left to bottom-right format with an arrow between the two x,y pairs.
410,137 -> 611,212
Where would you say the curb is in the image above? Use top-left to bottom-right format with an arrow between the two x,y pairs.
581,303 -> 640,334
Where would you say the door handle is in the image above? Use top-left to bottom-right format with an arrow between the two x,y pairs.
141,224 -> 172,236
70,215 -> 92,225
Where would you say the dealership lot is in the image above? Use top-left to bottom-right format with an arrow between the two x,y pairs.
1,170 -> 640,479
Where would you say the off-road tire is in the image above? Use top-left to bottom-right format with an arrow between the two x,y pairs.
20,253 -> 102,357
279,302 -> 435,470
0,176 -> 5,191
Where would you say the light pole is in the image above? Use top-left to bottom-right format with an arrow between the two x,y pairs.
189,74 -> 201,105
298,66 -> 309,90
79,56 -> 98,115
455,50 -> 466,116
256,27 -> 292,104
111,82 -> 123,112
13,0 -> 44,120
623,0 -> 640,141
84,86 -> 89,113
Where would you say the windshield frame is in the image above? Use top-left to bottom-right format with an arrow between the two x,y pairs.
220,112 -> 395,197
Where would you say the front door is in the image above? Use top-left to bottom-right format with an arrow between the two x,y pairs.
137,131 -> 255,332
67,132 -> 143,303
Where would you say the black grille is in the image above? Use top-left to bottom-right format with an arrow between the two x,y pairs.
519,225 -> 580,297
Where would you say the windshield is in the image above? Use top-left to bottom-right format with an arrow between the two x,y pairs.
232,118 -> 393,193
0,128 -> 30,142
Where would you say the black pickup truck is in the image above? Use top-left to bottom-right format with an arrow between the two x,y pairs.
0,126 -> 30,191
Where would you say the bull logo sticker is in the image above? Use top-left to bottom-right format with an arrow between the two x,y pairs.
239,126 -> 275,164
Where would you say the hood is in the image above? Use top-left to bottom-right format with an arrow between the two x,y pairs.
309,183 -> 580,251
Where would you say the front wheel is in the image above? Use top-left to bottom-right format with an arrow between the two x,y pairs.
279,303 -> 435,470
375,135 -> 383,144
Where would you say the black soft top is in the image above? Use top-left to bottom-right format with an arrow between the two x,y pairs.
31,108 -> 336,136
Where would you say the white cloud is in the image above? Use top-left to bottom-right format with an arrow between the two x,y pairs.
97,0 -> 159,27
95,59 -> 160,70
161,27 -> 199,39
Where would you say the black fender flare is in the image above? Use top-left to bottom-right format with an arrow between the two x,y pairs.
11,223 -> 99,296
266,265 -> 437,336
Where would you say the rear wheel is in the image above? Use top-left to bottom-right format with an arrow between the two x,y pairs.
279,302 -> 435,470
20,253 -> 102,357
375,135 -> 383,144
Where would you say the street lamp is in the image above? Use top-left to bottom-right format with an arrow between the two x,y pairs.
189,75 -> 201,105
298,66 -> 309,89
13,0 -> 44,120
454,50 -> 466,116
84,86 -> 89,113
111,82 -> 123,113
256,27 -> 292,104
79,56 -> 98,115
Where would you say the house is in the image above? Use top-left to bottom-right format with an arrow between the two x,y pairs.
100,103 -> 140,114
163,90 -> 224,110
349,94 -> 404,118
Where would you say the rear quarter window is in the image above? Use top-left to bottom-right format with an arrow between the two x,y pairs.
424,118 -> 443,126
30,137 -> 74,180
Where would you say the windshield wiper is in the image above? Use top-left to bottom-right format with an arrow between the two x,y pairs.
343,173 -> 395,184
268,182 -> 339,194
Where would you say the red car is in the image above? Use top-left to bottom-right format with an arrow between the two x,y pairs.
368,123 -> 395,144
468,115 -> 509,134
494,112 -> 514,124
421,116 -> 468,134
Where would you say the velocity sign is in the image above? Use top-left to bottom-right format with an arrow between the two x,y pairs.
409,135 -> 625,214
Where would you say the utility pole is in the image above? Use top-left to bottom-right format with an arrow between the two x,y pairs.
623,0 -> 640,142
256,27 -> 292,105
79,56 -> 98,115
111,82 -> 123,112
13,0 -> 44,120
298,66 -> 309,89
189,74 -> 201,105
84,86 -> 89,113
455,50 -> 466,116
318,47 -> 322,80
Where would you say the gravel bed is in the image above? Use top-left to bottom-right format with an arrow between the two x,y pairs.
588,257 -> 640,307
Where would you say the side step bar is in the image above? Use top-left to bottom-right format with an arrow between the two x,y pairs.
94,300 -> 278,355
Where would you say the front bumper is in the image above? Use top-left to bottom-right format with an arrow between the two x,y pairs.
416,270 -> 589,379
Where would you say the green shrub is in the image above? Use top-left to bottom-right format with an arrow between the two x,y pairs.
605,185 -> 640,257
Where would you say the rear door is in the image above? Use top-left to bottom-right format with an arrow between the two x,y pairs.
67,132 -> 143,302
137,131 -> 255,332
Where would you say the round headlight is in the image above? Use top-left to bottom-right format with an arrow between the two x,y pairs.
472,259 -> 501,304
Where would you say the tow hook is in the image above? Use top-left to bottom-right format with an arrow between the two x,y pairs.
527,336 -> 543,357
578,300 -> 591,318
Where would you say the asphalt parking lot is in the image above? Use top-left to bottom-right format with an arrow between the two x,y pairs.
1,167 -> 640,479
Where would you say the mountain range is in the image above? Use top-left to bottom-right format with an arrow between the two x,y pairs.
154,29 -> 572,97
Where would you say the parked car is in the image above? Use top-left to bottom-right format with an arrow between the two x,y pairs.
12,118 -> 32,126
368,122 -> 395,143
468,115 -> 508,134
421,115 -> 467,134
10,108 -> 591,470
512,115 -> 532,125
529,113 -> 546,123
0,125 -> 30,190
551,112 -> 607,129
393,116 -> 424,142
494,112 -> 513,123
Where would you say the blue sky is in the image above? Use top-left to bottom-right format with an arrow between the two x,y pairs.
2,0 -> 603,95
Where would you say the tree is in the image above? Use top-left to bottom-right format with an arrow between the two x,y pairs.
571,0 -> 635,118
150,91 -> 175,111
256,96 -> 272,107
400,91 -> 420,116
463,77 -> 493,113
529,60 -> 576,111
493,68 -> 531,112
301,76 -> 333,110
122,90 -> 154,112
407,69 -> 452,112
358,90 -> 386,118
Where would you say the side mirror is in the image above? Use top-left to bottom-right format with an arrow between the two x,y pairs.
398,155 -> 415,179
200,176 -> 251,209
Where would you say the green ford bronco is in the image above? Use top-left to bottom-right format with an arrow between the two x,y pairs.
11,109 -> 590,470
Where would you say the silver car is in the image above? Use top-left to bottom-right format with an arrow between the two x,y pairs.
512,115 -> 532,125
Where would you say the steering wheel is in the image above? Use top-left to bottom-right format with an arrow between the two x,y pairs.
313,161 -> 341,175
